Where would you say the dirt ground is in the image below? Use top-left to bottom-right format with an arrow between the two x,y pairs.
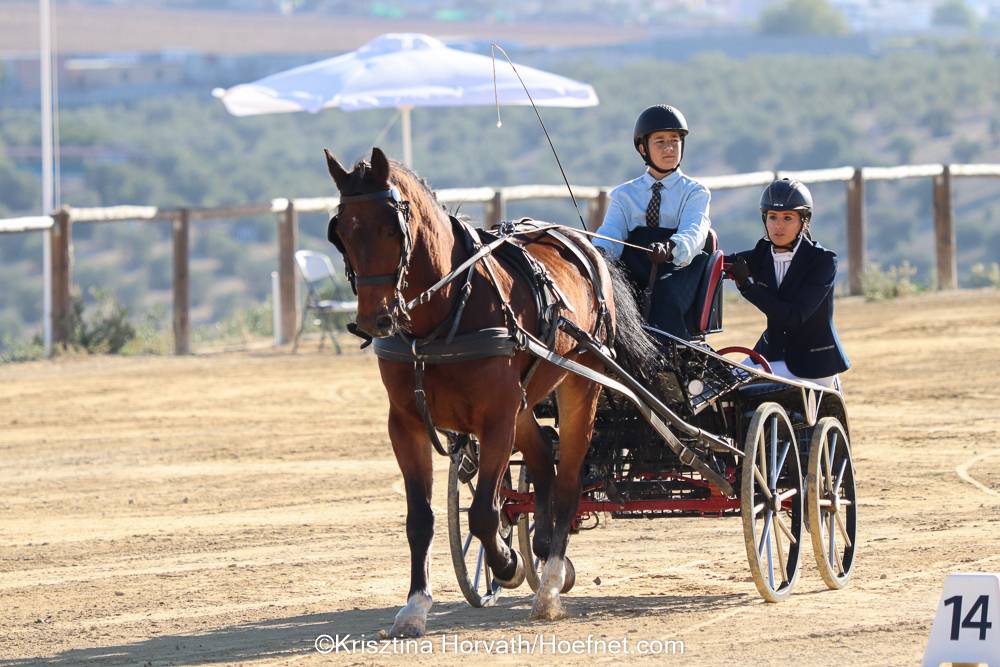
2,289 -> 1000,666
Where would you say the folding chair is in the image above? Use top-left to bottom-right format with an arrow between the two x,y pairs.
292,250 -> 356,353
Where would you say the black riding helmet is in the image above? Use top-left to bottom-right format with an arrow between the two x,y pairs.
760,178 -> 813,248
633,105 -> 689,173
759,178 -> 813,224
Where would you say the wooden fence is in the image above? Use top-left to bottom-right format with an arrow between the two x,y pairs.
1,161 -> 998,355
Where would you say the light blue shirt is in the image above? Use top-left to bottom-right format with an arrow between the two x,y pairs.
592,169 -> 711,267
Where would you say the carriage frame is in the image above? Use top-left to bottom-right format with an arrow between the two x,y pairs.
446,320 -> 858,607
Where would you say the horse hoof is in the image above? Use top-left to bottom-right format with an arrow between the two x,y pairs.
529,594 -> 566,621
388,619 -> 426,639
561,557 -> 576,593
388,592 -> 431,638
495,548 -> 526,590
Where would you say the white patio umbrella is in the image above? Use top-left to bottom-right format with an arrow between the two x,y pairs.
212,33 -> 598,165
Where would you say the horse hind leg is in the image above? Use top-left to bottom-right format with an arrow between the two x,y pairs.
514,410 -> 556,565
386,409 -> 436,638
530,373 -> 600,621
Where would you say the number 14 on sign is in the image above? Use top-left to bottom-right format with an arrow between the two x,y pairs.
923,573 -> 1000,667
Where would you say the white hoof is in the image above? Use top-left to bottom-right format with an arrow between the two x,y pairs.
528,557 -> 568,621
530,593 -> 566,621
495,549 -> 526,590
388,592 -> 432,638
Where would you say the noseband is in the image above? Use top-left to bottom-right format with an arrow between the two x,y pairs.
327,187 -> 413,329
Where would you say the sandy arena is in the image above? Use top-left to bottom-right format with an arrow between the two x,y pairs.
2,290 -> 1000,665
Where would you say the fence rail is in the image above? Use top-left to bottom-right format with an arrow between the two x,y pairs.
2,161 -> 997,356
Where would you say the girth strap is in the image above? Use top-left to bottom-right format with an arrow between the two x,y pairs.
372,328 -> 516,364
376,328 -> 517,458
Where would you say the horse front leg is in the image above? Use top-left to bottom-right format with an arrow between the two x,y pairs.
530,374 -> 601,621
467,414 -> 526,590
386,408 -> 435,638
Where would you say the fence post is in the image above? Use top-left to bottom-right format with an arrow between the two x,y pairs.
278,200 -> 299,344
588,189 -> 609,231
846,168 -> 866,296
933,164 -> 957,290
50,208 -> 72,348
486,190 -> 504,228
172,209 -> 191,354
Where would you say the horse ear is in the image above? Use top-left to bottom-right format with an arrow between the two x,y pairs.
324,148 -> 348,189
371,147 -> 390,186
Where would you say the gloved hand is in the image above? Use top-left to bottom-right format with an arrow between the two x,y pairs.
649,242 -> 673,264
725,256 -> 752,288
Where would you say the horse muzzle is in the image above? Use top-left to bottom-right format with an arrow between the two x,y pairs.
353,314 -> 395,339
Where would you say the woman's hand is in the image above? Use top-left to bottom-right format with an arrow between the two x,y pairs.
725,256 -> 751,287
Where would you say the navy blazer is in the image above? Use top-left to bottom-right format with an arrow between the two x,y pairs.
728,238 -> 850,379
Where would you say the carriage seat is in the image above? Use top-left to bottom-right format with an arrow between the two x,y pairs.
625,229 -> 723,337
684,232 -> 724,338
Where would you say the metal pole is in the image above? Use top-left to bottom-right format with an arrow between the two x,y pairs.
40,0 -> 54,355
401,105 -> 413,167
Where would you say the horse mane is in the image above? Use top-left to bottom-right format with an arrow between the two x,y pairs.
385,160 -> 446,227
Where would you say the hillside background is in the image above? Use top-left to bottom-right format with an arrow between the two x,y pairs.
1,3 -> 999,347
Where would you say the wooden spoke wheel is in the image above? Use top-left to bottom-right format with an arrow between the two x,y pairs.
516,463 -> 545,593
515,462 -> 574,594
447,439 -> 514,608
807,417 -> 857,589
741,402 -> 804,603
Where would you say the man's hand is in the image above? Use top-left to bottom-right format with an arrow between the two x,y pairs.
649,241 -> 673,264
725,256 -> 751,287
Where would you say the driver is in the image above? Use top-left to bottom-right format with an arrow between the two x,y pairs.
591,104 -> 712,340
725,179 -> 850,390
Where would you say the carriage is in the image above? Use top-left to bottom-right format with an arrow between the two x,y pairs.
445,241 -> 857,606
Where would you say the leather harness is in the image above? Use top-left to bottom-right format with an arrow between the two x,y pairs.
328,189 -> 611,457
325,185 -> 740,495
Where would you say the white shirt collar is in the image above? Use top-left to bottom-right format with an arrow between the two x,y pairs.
771,237 -> 802,262
642,168 -> 683,191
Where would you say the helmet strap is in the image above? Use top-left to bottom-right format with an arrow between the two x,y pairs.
763,218 -> 809,252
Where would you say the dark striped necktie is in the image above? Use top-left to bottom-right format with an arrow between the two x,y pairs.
646,181 -> 663,227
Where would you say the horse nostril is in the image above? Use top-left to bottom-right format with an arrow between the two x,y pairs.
375,315 -> 393,332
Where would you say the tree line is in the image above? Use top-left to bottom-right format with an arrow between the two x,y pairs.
1,43 -> 998,345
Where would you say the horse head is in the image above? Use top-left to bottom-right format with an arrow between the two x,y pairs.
325,147 -> 413,338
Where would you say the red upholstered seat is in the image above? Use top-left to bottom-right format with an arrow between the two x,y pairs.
703,227 -> 718,254
685,228 -> 724,338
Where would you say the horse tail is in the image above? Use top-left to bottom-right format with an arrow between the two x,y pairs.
605,259 -> 659,379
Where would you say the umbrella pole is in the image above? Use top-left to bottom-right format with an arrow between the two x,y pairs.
401,105 -> 413,167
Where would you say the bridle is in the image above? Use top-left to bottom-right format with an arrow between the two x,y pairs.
326,182 -> 614,344
327,185 -> 413,330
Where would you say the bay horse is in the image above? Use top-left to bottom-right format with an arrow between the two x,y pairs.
324,147 -> 653,637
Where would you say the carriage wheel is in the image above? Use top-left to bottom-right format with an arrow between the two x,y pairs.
807,417 -> 857,589
516,464 -> 544,592
740,402 -> 804,602
447,440 -> 514,608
